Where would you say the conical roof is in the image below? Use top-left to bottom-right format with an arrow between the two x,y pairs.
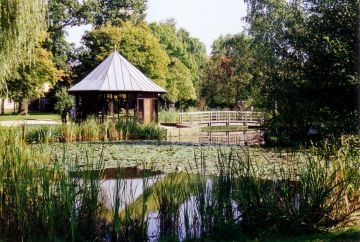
69,51 -> 166,93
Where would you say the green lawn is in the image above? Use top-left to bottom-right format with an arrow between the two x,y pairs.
264,227 -> 360,242
0,112 -> 60,121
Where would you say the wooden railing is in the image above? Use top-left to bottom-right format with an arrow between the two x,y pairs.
178,111 -> 263,126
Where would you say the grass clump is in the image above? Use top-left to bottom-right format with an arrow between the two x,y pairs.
21,118 -> 166,143
159,110 -> 178,123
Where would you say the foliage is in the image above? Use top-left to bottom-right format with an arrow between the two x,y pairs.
150,20 -> 208,100
54,87 -> 75,113
85,0 -> 147,26
203,34 -> 255,108
6,45 -> 63,102
44,0 -> 87,71
150,21 -> 199,74
166,58 -> 196,102
0,0 -> 47,88
244,0 -> 359,141
78,22 -> 170,88
44,0 -> 147,69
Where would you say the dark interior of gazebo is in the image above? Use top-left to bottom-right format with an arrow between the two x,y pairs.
74,92 -> 159,123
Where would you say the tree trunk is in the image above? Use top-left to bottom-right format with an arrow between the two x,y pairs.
18,99 -> 28,115
0,98 -> 4,115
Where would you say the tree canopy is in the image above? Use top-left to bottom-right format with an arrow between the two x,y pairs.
77,21 -> 203,103
149,20 -> 207,102
8,47 -> 62,100
244,0 -> 359,141
78,22 -> 170,88
203,34 -> 255,108
0,0 -> 47,90
85,0 -> 147,26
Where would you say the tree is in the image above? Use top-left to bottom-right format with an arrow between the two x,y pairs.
166,58 -> 196,103
0,0 -> 47,89
150,20 -> 207,103
203,34 -> 254,108
43,0 -> 89,71
7,44 -> 63,114
244,0 -> 359,141
78,22 -> 170,88
150,21 -> 198,72
85,0 -> 147,26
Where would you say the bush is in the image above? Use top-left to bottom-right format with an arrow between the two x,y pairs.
116,119 -> 166,140
54,87 -> 74,114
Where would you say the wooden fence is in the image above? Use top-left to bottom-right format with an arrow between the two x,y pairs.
178,111 -> 263,127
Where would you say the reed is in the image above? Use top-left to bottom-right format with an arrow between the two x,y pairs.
17,118 -> 166,144
0,130 -> 358,241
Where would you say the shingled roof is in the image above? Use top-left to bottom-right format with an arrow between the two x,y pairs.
68,51 -> 166,93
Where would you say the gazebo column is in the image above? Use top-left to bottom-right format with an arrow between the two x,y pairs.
101,93 -> 105,122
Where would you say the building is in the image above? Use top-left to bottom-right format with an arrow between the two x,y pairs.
68,51 -> 166,123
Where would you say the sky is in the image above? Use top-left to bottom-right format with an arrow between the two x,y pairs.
66,0 -> 248,54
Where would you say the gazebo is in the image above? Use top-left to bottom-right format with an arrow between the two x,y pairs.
68,51 -> 166,123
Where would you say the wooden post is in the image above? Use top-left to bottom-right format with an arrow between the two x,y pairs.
245,112 -> 248,127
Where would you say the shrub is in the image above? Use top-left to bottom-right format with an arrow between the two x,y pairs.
54,87 -> 74,114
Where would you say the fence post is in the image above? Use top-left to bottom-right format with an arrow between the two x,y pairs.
245,112 -> 248,126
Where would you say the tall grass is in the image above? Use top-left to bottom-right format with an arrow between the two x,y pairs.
0,130 -> 358,241
158,110 -> 178,123
0,142 -> 103,241
19,118 -> 166,143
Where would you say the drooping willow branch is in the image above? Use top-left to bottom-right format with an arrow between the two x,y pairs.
0,0 -> 47,93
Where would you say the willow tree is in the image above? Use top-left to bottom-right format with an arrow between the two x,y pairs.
0,0 -> 47,91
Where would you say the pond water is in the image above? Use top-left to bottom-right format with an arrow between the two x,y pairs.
74,168 -> 242,242
71,167 -> 162,210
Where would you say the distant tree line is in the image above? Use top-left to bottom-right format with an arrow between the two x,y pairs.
1,0 -> 358,142
203,0 -> 359,143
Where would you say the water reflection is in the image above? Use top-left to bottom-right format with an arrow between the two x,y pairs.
167,128 -> 263,145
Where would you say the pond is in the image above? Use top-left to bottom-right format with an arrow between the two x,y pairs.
73,167 -> 242,242
71,166 -> 303,242
39,140 -> 293,176
165,125 -> 264,145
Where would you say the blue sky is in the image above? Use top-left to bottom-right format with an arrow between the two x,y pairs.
66,0 -> 247,54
